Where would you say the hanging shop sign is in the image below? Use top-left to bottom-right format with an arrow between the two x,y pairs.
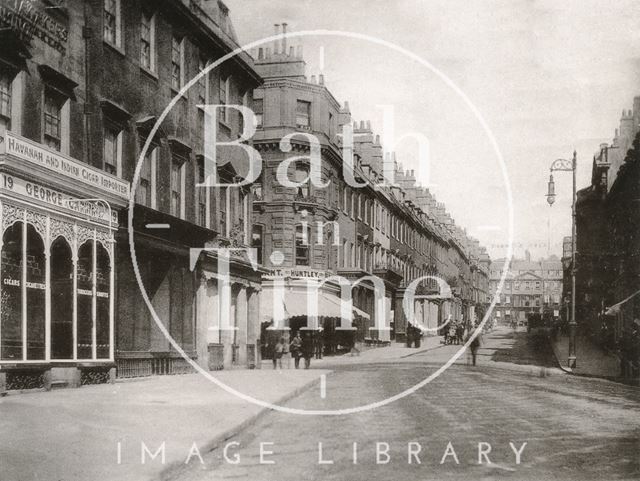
3,132 -> 130,200
0,0 -> 68,53
0,173 -> 118,225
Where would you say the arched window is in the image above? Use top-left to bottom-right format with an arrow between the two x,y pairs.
1,223 -> 23,360
26,225 -> 45,360
77,242 -> 93,359
51,237 -> 73,359
96,243 -> 111,359
295,224 -> 310,266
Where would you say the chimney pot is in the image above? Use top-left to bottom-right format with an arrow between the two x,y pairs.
296,45 -> 303,58
310,74 -> 316,83
281,22 -> 288,55
273,24 -> 280,55
360,120 -> 365,129
319,74 -> 324,85
344,101 -> 350,111
289,46 -> 295,57
258,47 -> 264,59
366,120 -> 371,130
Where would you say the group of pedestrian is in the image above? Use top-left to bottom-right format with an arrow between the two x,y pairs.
444,320 -> 465,345
272,330 -> 323,369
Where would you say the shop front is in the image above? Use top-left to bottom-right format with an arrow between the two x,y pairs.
0,132 -> 128,391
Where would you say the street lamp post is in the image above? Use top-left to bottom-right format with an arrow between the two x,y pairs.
546,151 -> 577,369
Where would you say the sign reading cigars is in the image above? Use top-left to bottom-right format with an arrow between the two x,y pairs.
3,132 -> 130,200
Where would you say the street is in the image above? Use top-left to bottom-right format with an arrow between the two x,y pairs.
176,327 -> 640,481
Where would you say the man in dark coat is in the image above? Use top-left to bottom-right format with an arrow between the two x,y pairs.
301,331 -> 314,369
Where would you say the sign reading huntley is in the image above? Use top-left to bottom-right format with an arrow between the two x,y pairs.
3,132 -> 130,199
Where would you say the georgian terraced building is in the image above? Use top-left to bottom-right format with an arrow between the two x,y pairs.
250,30 -> 491,344
0,0 -> 263,391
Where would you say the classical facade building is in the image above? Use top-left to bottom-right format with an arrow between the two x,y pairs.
489,253 -> 563,324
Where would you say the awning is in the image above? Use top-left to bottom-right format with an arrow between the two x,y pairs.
261,288 -> 370,322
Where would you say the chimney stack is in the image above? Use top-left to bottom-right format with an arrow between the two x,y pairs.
281,22 -> 288,56
273,24 -> 280,55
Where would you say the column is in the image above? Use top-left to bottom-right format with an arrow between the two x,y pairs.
236,286 -> 248,366
247,287 -> 260,345
394,291 -> 407,342
109,239 -> 115,362
21,214 -> 26,360
91,233 -> 97,360
72,225 -> 78,360
45,216 -> 51,360
195,273 -> 209,370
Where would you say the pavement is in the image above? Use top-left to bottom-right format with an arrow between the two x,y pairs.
551,333 -> 621,379
0,369 -> 327,481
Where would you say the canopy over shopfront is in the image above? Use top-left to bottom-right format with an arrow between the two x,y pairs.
261,287 -> 370,327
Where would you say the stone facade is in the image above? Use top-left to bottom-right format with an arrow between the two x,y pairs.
489,253 -> 563,324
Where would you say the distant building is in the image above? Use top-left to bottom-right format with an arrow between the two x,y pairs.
489,252 -> 563,324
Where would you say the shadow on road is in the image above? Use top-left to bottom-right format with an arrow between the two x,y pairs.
483,328 -> 557,368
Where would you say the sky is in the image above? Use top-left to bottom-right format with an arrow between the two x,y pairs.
224,0 -> 640,261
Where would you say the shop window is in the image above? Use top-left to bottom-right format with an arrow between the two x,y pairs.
77,242 -> 93,359
140,12 -> 156,72
1,223 -> 23,360
103,0 -> 122,48
251,225 -> 263,265
295,224 -> 310,266
26,225 -> 45,360
96,244 -> 111,359
51,237 -> 73,360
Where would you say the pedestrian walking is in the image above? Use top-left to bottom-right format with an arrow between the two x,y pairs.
456,322 -> 464,345
302,331 -> 314,369
314,328 -> 324,359
469,331 -> 482,366
290,332 -> 303,369
273,337 -> 285,369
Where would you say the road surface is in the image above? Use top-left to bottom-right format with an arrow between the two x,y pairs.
177,327 -> 640,481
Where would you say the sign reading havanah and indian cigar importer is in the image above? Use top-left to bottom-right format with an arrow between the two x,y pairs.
3,132 -> 130,200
